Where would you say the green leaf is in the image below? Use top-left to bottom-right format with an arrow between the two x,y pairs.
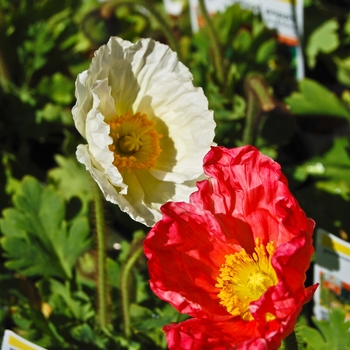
233,29 -> 252,55
130,303 -> 187,348
285,78 -> 350,120
48,279 -> 95,322
306,19 -> 339,68
70,323 -> 108,349
2,153 -> 21,195
0,176 -> 92,279
256,38 -> 277,64
48,155 -> 93,216
37,73 -> 74,105
11,303 -> 67,348
333,56 -> 350,88
107,257 -> 121,289
35,103 -> 72,125
294,137 -> 350,200
299,308 -> 350,349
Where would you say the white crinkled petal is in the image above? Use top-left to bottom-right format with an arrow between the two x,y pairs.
127,38 -> 193,108
139,74 -> 215,182
84,94 -> 127,193
76,144 -> 123,202
120,170 -> 204,226
108,60 -> 140,116
116,171 -> 157,226
91,78 -> 117,120
72,38 -> 134,137
77,145 -> 158,226
72,70 -> 89,137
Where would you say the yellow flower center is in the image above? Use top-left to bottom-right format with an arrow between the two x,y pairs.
215,239 -> 278,321
107,111 -> 162,172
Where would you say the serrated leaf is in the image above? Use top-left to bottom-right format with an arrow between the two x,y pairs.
48,155 -> 93,215
298,326 -> 327,350
48,279 -> 95,321
0,176 -> 92,279
70,322 -> 107,349
285,78 -> 350,120
11,303 -> 66,347
300,308 -> 350,350
306,19 -> 339,68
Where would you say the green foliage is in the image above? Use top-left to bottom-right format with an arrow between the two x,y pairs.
299,308 -> 350,349
294,137 -> 350,200
304,4 -> 350,87
37,73 -> 75,106
306,19 -> 339,69
0,176 -> 92,279
285,78 -> 350,119
48,155 -> 93,215
188,4 -> 294,147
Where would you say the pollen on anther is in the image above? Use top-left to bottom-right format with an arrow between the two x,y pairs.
106,111 -> 162,172
216,240 -> 278,321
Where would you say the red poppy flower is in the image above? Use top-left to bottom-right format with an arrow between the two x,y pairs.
144,145 -> 318,350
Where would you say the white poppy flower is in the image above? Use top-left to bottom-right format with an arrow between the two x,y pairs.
72,37 -> 215,226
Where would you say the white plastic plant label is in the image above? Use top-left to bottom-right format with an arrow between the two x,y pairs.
189,0 -> 304,79
313,229 -> 350,321
1,330 -> 47,350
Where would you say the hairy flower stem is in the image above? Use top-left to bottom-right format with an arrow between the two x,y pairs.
198,0 -> 224,84
93,181 -> 109,331
284,330 -> 299,350
107,0 -> 182,61
120,243 -> 144,338
242,74 -> 275,146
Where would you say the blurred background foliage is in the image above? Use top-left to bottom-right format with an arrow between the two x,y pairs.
1,0 -> 350,348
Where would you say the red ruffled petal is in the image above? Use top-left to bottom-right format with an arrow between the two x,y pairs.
193,146 -> 315,250
144,201 -> 233,318
164,318 -> 268,350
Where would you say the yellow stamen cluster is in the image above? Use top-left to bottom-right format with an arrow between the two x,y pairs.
107,111 -> 162,172
215,238 -> 278,321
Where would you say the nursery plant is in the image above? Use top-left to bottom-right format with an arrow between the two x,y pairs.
1,0 -> 350,349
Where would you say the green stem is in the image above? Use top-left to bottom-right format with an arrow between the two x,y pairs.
246,75 -> 275,112
198,0 -> 224,84
108,0 -> 182,61
93,181 -> 108,330
120,243 -> 144,338
283,330 -> 299,350
242,85 -> 261,146
242,75 -> 275,146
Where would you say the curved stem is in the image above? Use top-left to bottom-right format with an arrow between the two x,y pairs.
93,181 -> 108,330
198,0 -> 224,84
120,243 -> 144,338
242,87 -> 260,146
284,330 -> 299,350
108,0 -> 182,60
242,75 -> 275,146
